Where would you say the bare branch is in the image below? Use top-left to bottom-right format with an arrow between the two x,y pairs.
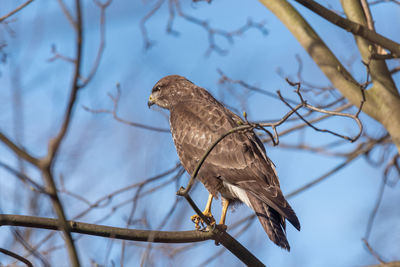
80,0 -> 112,87
0,132 -> 40,166
0,247 -> 33,267
0,214 -> 214,243
0,0 -> 34,23
217,69 -> 298,104
0,214 -> 266,267
293,0 -> 400,57
362,239 -> 386,264
286,135 -> 389,198
364,153 -> 399,241
57,0 -> 77,30
47,44 -> 76,63
83,84 -> 170,133
140,0 -> 165,49
173,1 -> 268,56
0,161 -> 46,193
35,0 -> 85,265
369,0 -> 400,6
284,79 -> 364,142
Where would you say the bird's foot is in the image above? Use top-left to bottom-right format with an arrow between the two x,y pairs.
190,211 -> 216,230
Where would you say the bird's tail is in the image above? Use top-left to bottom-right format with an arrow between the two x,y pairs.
247,194 -> 291,251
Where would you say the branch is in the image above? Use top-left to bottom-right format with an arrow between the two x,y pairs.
140,0 -> 165,49
0,247 -> 33,267
79,0 -> 112,87
283,79 -> 364,142
363,154 -> 399,241
83,84 -> 170,133
362,239 -> 386,264
369,0 -> 400,5
341,0 -> 398,96
0,214 -> 213,243
286,135 -> 388,198
0,132 -> 40,166
0,161 -> 46,193
172,1 -> 268,56
21,164 -> 181,258
365,262 -> 400,267
0,0 -> 34,23
259,0 -> 367,110
0,214 -> 266,267
293,0 -> 400,57
35,0 -> 84,265
43,0 -> 83,165
217,69 -> 298,104
259,0 -> 400,154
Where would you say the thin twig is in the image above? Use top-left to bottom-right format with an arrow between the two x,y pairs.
169,1 -> 268,56
0,0 -> 34,23
0,247 -> 33,267
140,0 -> 165,49
286,136 -> 387,198
0,132 -> 40,166
362,239 -> 386,264
57,0 -> 77,30
0,161 -> 46,193
83,84 -> 170,132
80,0 -> 112,87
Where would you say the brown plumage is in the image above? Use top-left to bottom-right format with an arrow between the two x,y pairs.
148,75 -> 300,250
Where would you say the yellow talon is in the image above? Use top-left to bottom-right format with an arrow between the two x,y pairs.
191,194 -> 215,229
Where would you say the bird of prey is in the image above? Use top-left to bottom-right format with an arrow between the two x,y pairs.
148,75 -> 300,250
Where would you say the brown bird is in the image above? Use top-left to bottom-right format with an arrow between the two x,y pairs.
148,75 -> 300,250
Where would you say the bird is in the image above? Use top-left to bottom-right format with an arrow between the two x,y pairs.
148,75 -> 300,250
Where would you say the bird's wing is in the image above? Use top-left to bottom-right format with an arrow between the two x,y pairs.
170,100 -> 300,230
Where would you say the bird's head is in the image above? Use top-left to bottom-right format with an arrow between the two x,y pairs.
148,75 -> 196,110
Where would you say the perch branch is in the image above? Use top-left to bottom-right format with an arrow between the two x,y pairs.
0,214 -> 266,267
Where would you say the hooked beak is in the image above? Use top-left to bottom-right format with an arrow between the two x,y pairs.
148,94 -> 155,108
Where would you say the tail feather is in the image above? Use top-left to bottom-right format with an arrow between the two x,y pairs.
248,193 -> 291,251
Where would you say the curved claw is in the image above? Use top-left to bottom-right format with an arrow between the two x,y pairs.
190,212 -> 216,230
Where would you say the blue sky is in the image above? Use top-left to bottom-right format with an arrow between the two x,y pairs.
0,0 -> 399,266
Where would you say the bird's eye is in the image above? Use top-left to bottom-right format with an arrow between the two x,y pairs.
153,85 -> 161,92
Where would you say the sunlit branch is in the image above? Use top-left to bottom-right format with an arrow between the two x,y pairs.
293,0 -> 400,57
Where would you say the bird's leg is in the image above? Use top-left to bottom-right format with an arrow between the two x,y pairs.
191,193 -> 216,230
202,193 -> 213,217
218,198 -> 230,230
